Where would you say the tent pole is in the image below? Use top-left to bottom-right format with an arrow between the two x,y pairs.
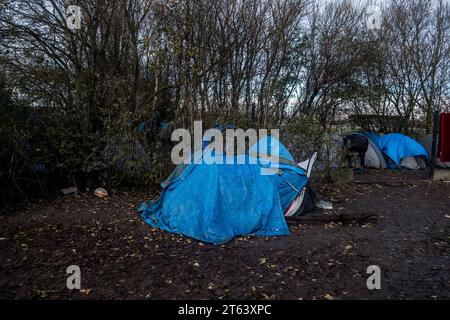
430,111 -> 440,180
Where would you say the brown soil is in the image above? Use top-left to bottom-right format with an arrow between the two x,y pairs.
1,169 -> 449,300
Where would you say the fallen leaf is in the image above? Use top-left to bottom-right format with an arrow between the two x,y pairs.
79,288 -> 93,295
324,293 -> 334,300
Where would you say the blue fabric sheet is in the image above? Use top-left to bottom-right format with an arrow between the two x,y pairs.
361,131 -> 382,148
139,136 -> 308,245
378,133 -> 428,164
249,135 -> 308,212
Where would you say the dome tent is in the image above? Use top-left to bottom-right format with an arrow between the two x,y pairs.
285,151 -> 318,217
346,132 -> 428,170
248,135 -> 318,217
378,133 -> 428,169
139,135 -> 314,244
344,132 -> 387,169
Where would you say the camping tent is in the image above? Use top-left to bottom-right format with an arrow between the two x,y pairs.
139,136 -> 314,244
247,136 -> 316,216
285,151 -> 318,217
377,133 -> 428,169
346,132 -> 387,169
419,134 -> 450,168
345,132 -> 428,170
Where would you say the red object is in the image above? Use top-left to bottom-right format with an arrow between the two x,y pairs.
438,113 -> 450,162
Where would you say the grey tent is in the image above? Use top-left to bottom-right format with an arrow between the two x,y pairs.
349,132 -> 387,169
399,156 -> 427,169
344,132 -> 427,170
419,134 -> 450,168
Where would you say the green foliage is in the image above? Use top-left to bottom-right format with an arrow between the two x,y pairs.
29,107 -> 166,190
0,73 -> 30,207
283,116 -> 328,160
283,115 -> 347,170
0,72 -> 167,207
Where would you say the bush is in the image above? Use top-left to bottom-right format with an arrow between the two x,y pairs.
282,116 -> 346,170
0,74 -> 31,209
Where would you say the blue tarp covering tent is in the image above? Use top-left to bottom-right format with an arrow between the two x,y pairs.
362,131 -> 382,149
248,136 -> 308,212
139,136 -> 308,245
378,133 -> 428,165
356,131 -> 427,169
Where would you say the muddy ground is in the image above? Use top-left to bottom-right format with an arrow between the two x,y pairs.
1,169 -> 449,300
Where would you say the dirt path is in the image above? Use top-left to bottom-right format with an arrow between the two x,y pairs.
1,170 -> 449,299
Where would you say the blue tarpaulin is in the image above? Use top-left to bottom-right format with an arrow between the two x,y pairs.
362,131 -> 382,148
249,135 -> 307,212
139,136 -> 308,244
378,133 -> 428,165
